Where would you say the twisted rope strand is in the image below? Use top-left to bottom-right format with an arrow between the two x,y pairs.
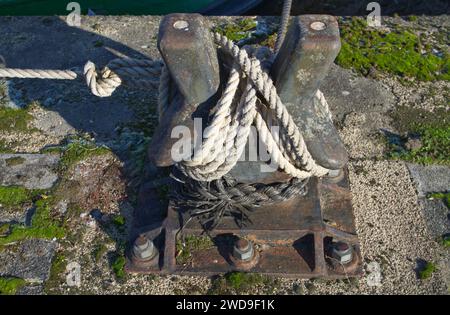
0,57 -> 162,97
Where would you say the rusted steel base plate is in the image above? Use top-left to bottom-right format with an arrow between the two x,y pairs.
126,168 -> 362,278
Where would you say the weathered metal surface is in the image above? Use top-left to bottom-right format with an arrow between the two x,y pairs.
127,14 -> 360,278
158,13 -> 220,105
127,168 -> 363,278
228,159 -> 292,185
148,13 -> 221,167
271,15 -> 348,170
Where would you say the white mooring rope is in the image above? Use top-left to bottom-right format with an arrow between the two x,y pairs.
0,32 -> 332,181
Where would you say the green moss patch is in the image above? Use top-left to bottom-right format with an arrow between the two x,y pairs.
92,244 -> 108,262
336,17 -> 449,82
112,215 -> 126,233
0,195 -> 66,245
112,215 -> 125,227
59,141 -> 111,173
391,107 -> 450,134
214,18 -> 257,42
418,261 -> 437,280
111,254 -> 126,279
260,32 -> 277,49
427,192 -> 450,208
441,235 -> 450,249
0,140 -> 13,153
0,223 -> 11,237
209,272 -> 278,295
44,253 -> 67,294
176,235 -> 214,265
387,125 -> 450,165
0,186 -> 40,208
0,107 -> 33,132
386,107 -> 450,165
0,277 -> 26,295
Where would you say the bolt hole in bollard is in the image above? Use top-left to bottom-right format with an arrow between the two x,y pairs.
173,20 -> 189,30
310,21 -> 326,31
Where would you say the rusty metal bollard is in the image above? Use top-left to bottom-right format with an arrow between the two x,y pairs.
128,14 -> 362,279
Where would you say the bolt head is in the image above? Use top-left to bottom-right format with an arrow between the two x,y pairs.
133,236 -> 156,260
233,239 -> 254,261
327,169 -> 342,178
135,235 -> 149,250
236,239 -> 250,251
332,242 -> 353,265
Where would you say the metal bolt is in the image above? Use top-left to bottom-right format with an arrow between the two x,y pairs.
133,235 -> 157,260
310,21 -> 326,31
332,241 -> 353,265
325,168 -> 345,183
327,169 -> 341,178
173,20 -> 189,30
233,238 -> 254,261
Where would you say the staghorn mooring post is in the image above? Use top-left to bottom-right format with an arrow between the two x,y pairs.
271,15 -> 348,171
229,15 -> 347,184
126,14 -> 362,278
148,13 -> 221,167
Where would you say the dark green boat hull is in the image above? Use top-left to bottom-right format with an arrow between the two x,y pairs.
0,0 -> 263,15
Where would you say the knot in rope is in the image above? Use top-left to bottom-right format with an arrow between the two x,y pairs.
83,58 -> 163,97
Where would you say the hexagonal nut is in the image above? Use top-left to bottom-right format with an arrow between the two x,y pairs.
233,240 -> 254,261
133,238 -> 156,260
135,238 -> 150,251
332,242 -> 353,265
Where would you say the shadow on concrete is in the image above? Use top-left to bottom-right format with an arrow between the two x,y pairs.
0,16 -> 166,250
0,16 -> 159,141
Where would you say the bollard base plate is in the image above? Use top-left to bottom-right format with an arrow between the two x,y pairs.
126,167 -> 362,278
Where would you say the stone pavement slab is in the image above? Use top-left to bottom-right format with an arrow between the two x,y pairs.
0,154 -> 60,190
418,198 -> 450,238
0,239 -> 56,283
407,164 -> 450,197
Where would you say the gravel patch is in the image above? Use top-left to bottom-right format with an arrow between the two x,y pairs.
346,160 -> 447,294
340,112 -> 391,160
